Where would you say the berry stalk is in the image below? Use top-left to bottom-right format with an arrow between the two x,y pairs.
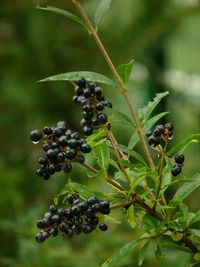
73,0 -> 155,171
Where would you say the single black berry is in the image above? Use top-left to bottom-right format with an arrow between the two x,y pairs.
43,126 -> 53,135
30,130 -> 43,142
175,153 -> 185,165
97,113 -> 107,124
80,143 -> 91,153
46,149 -> 58,160
99,223 -> 108,231
171,164 -> 182,176
35,232 -> 46,243
63,162 -> 72,173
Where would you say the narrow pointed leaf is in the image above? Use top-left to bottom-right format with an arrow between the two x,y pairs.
138,241 -> 150,266
87,129 -> 107,146
126,205 -> 136,229
95,0 -> 113,26
155,244 -> 163,259
69,182 -> 93,200
101,237 -> 147,267
38,71 -> 116,86
36,6 -> 88,31
189,210 -> 200,226
173,173 -> 200,201
93,142 -> 110,171
128,171 -> 156,198
113,110 -> 134,128
166,134 -> 200,156
117,144 -> 147,165
117,59 -> 134,85
138,91 -> 169,124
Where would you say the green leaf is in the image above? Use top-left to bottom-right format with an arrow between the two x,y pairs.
113,110 -> 134,128
93,142 -> 110,171
69,182 -> 93,200
173,173 -> 200,201
101,237 -> 147,267
166,134 -> 200,156
126,205 -> 136,229
138,91 -> 169,124
103,215 -> 121,225
144,112 -> 169,131
87,129 -> 107,146
189,210 -> 200,226
159,162 -> 173,195
94,0 -> 113,26
117,59 -> 134,85
36,6 -> 88,31
162,241 -> 190,253
194,252 -> 200,262
128,112 -> 169,149
155,243 -> 163,259
143,214 -> 160,232
128,171 -> 156,198
170,232 -> 183,242
117,144 -> 147,166
38,71 -> 116,86
109,159 -> 120,170
138,241 -> 150,266
53,195 -> 59,206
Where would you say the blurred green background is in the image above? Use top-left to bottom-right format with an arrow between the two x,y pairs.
0,0 -> 200,266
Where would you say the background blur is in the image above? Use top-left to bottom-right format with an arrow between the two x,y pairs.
0,0 -> 200,266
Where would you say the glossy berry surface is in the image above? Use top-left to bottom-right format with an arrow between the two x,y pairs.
73,78 -> 112,136
31,121 -> 92,180
147,122 -> 174,148
171,164 -> 182,176
35,193 -> 110,243
175,153 -> 185,165
30,130 -> 43,142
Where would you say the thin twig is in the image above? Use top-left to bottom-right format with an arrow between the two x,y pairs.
108,130 -> 128,160
106,128 -> 131,185
154,141 -> 169,216
82,162 -> 98,173
81,162 -> 125,191
111,195 -> 137,210
73,0 -> 155,171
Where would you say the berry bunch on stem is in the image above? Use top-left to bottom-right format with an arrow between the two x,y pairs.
31,120 -> 91,180
36,194 -> 110,243
31,1 -> 200,266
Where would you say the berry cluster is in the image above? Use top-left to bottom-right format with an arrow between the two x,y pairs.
146,123 -> 174,147
171,153 -> 185,176
72,77 -> 112,135
35,194 -> 110,243
30,121 -> 91,180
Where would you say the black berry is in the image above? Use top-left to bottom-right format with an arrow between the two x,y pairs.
175,153 -> 185,165
171,164 -> 182,176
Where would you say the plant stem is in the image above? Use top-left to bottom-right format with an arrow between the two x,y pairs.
111,195 -> 137,210
154,142 -> 169,216
82,162 -> 125,191
73,0 -> 155,172
82,162 -> 98,173
106,128 -> 131,185
108,130 -> 128,161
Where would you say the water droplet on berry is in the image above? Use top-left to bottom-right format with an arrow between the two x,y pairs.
157,154 -> 160,158
169,136 -> 173,140
32,141 -> 39,144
